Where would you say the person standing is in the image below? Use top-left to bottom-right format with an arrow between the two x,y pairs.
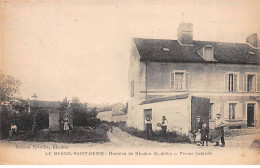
214,113 -> 225,147
145,115 -> 154,140
194,116 -> 203,134
194,116 -> 203,145
63,115 -> 70,132
9,123 -> 17,137
161,116 -> 168,137
201,123 -> 209,146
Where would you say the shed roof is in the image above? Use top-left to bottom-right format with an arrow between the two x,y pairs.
139,93 -> 189,105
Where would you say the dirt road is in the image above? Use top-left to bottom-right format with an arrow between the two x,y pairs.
0,127 -> 259,164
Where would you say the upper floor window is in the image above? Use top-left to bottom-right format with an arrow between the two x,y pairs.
203,45 -> 215,61
243,73 -> 260,92
248,75 -> 256,92
225,73 -> 238,92
131,81 -> 134,97
170,71 -> 189,90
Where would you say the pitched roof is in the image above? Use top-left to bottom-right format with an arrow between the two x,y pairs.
139,93 -> 189,105
134,38 -> 259,65
28,100 -> 60,108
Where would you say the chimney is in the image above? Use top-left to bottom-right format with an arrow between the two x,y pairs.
246,33 -> 260,48
177,22 -> 193,45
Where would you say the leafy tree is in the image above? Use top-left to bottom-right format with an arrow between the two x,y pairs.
59,97 -> 70,111
0,71 -> 21,102
0,72 -> 22,139
69,97 -> 100,127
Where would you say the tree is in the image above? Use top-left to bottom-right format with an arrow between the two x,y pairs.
71,97 -> 80,104
0,71 -> 21,102
59,97 -> 70,111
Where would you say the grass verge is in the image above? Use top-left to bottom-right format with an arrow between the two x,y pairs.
8,123 -> 111,143
117,122 -> 190,143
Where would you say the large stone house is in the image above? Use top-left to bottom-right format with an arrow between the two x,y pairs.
127,22 -> 260,134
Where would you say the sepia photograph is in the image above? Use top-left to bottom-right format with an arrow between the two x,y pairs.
0,0 -> 260,165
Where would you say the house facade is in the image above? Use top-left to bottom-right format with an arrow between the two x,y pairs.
127,22 -> 260,133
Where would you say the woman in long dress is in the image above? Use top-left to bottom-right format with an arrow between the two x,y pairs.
63,115 -> 69,132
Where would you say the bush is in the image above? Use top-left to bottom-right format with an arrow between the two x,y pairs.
72,105 -> 101,128
97,123 -> 111,131
118,122 -> 190,143
35,108 -> 49,129
0,108 -> 30,139
0,106 -> 50,140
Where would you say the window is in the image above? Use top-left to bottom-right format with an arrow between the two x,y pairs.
131,81 -> 134,97
247,75 -> 256,92
209,103 -> 214,120
162,47 -> 170,52
229,74 -> 234,91
243,74 -> 260,92
225,73 -> 238,92
170,71 -> 188,90
229,103 -> 236,120
204,46 -> 214,61
175,72 -> 184,90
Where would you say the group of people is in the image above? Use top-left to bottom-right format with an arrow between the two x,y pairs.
194,114 -> 226,147
145,115 -> 168,140
194,116 -> 209,146
144,113 -> 226,147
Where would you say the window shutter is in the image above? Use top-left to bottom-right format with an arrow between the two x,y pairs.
224,103 -> 229,119
170,72 -> 174,89
257,74 -> 260,92
234,74 -> 238,92
224,74 -> 229,92
243,75 -> 247,92
236,103 -> 243,119
185,72 -> 189,90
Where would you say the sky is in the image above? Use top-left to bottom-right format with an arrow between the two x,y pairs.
1,0 -> 260,104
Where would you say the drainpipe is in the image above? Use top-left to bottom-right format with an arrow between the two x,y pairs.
145,61 -> 148,101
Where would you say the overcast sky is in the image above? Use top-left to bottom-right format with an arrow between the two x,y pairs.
1,0 -> 260,104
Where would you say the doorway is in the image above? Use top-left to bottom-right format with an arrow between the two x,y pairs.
143,109 -> 152,130
247,103 -> 255,127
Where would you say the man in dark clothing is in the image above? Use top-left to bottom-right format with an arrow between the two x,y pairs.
145,115 -> 154,140
194,116 -> 203,132
161,116 -> 168,137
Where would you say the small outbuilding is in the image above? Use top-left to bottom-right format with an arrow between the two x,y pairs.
127,93 -> 210,135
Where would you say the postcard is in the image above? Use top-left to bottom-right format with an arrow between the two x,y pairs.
0,0 -> 259,165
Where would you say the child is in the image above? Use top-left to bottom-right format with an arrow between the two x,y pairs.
194,129 -> 202,146
201,123 -> 209,146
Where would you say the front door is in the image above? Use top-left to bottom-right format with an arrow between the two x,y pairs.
247,104 -> 255,127
143,109 -> 152,130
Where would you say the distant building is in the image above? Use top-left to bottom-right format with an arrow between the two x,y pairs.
127,22 -> 260,134
97,103 -> 127,123
97,110 -> 113,122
